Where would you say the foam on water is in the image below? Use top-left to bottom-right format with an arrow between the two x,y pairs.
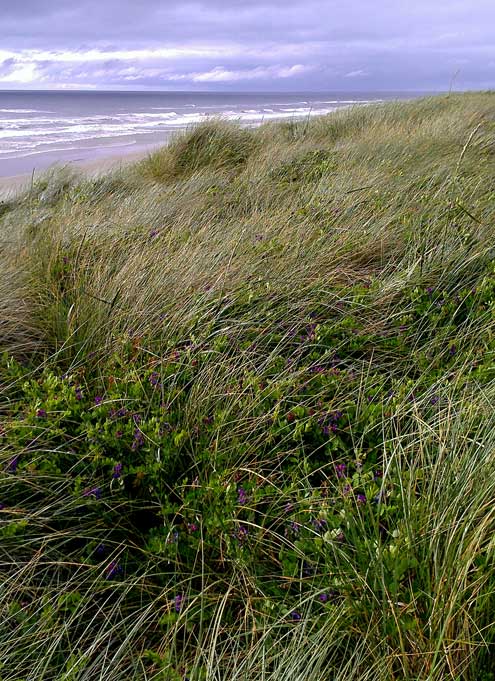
0,90 -> 405,174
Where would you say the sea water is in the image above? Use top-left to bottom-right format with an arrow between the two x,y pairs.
0,90 -> 417,176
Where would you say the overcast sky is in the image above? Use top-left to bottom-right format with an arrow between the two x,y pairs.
0,0 -> 494,91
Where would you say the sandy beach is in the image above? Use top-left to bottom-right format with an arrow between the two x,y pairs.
0,147 -> 153,199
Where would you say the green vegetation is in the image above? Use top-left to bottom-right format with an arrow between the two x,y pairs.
1,92 -> 495,680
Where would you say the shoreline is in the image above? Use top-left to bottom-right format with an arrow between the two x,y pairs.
0,147 -> 154,198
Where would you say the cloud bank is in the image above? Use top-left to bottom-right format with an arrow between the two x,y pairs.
0,0 -> 494,90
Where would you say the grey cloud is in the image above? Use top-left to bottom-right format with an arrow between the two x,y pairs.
0,0 -> 494,90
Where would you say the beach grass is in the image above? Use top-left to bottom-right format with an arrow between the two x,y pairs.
1,91 -> 495,680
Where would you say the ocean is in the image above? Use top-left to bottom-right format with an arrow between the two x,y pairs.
0,90 -> 418,177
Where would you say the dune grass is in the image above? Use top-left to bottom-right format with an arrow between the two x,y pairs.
1,92 -> 495,680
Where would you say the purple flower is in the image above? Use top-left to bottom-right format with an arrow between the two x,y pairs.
160,422 -> 173,436
284,502 -> 294,513
112,463 -> 123,479
237,487 -> 248,505
167,530 -> 179,543
449,345 -> 457,356
105,561 -> 122,579
149,229 -> 159,238
430,395 -> 439,405
312,517 -> 327,531
116,407 -> 127,418
115,430 -> 123,439
426,287 -> 434,295
132,429 -> 145,450
75,386 -> 83,401
356,493 -> 367,505
132,413 -> 142,425
233,524 -> 249,544
187,522 -> 198,532
7,457 -> 19,473
149,372 -> 160,387
174,594 -> 184,612
36,409 -> 47,418
83,487 -> 101,499
318,593 -> 329,602
94,396 -> 103,405
335,463 -> 347,479
290,611 -> 302,621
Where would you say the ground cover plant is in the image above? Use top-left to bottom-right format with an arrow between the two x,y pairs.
1,92 -> 495,680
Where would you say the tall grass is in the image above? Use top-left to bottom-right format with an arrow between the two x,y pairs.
1,92 -> 495,680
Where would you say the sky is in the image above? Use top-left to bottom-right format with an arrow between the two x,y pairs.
0,0 -> 494,92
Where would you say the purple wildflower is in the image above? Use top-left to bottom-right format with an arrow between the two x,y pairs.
132,413 -> 142,425
7,457 -> 19,473
356,493 -> 367,505
149,372 -> 160,387
237,487 -> 248,505
94,396 -> 103,406
167,530 -> 179,543
174,594 -> 184,612
290,611 -> 302,622
75,386 -> 83,401
430,395 -> 440,405
36,408 -> 47,418
112,463 -> 123,479
115,430 -> 123,439
335,463 -> 347,479
132,429 -> 145,450
160,422 -> 173,436
233,524 -> 249,544
149,229 -> 159,238
312,517 -> 327,532
83,487 -> 101,499
187,523 -> 198,533
449,345 -> 457,356
105,561 -> 122,579
284,502 -> 294,513
116,407 -> 127,418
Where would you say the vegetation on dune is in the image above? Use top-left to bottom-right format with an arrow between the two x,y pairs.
1,92 -> 495,680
